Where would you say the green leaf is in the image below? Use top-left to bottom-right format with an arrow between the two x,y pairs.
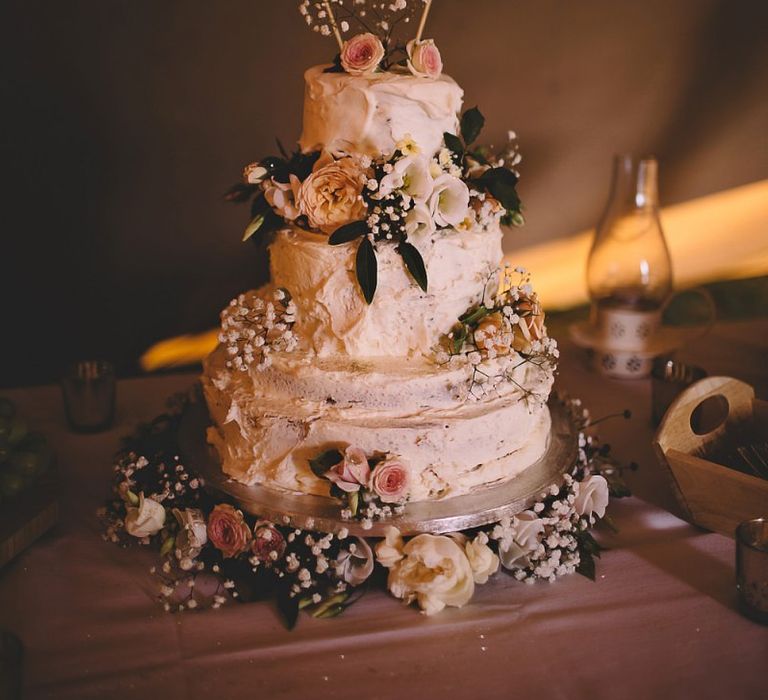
459,305 -> 491,326
250,194 -> 270,219
242,214 -> 265,242
461,106 -> 485,146
452,325 -> 468,354
329,220 -> 369,245
276,589 -> 300,630
576,551 -> 596,581
310,592 -> 349,618
159,536 -> 175,557
443,132 -> 464,160
474,167 -> 521,213
398,241 -> 428,292
309,449 -> 344,477
348,490 -> 359,517
579,531 -> 603,558
355,237 -> 378,305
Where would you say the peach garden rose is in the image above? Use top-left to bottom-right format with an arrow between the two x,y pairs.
406,39 -> 443,78
369,457 -> 409,503
207,503 -> 252,558
297,156 -> 368,234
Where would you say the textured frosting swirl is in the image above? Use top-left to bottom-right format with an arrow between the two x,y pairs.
270,224 -> 503,358
299,65 -> 464,157
202,347 -> 553,502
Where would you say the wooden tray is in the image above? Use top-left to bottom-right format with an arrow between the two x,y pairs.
653,376 -> 768,537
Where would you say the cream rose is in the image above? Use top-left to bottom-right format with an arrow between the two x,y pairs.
406,39 -> 443,78
341,33 -> 385,75
264,175 -> 302,221
297,157 -> 367,234
125,493 -> 166,538
375,526 -> 405,568
463,532 -> 500,584
573,475 -> 609,519
498,511 -> 545,570
385,533 -> 474,615
334,537 -> 375,586
429,174 -> 470,228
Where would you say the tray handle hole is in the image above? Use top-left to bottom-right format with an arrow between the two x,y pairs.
690,394 -> 729,435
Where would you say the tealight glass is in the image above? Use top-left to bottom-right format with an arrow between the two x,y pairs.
61,360 -> 116,433
735,518 -> 768,625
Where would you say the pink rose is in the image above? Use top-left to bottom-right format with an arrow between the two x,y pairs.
341,33 -> 385,75
369,457 -> 409,503
325,446 -> 371,493
406,39 -> 443,78
250,521 -> 286,563
207,504 -> 251,558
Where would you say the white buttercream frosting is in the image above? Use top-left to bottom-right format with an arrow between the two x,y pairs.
299,65 -> 464,158
270,224 -> 503,358
202,347 -> 554,502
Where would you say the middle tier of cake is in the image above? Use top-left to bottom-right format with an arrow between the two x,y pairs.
202,347 -> 554,503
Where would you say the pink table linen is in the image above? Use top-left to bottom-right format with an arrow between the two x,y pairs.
1,320 -> 767,699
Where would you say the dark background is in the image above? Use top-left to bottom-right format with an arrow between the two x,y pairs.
2,0 -> 767,387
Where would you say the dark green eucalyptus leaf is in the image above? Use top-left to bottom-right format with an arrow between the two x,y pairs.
276,588 -> 300,630
261,156 -> 290,183
329,220 -> 369,245
443,132 -> 464,160
356,237 -> 378,305
461,106 -> 485,146
579,530 -> 603,558
250,194 -> 270,219
398,241 -> 428,292
576,550 -> 596,581
289,150 -> 322,180
348,490 -> 359,517
474,167 -> 521,213
308,449 -> 344,477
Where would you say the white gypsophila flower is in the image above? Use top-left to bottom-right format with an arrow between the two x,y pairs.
429,174 -> 470,228
573,475 -> 609,519
125,493 -> 166,538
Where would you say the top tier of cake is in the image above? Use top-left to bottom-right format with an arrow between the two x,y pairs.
299,65 -> 464,157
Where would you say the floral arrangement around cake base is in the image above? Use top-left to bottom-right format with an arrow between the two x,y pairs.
99,394 -> 631,628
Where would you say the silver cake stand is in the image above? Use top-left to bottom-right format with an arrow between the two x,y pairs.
178,390 -> 578,538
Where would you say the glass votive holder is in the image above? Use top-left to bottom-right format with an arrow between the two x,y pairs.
61,360 -> 116,433
651,358 -> 707,426
736,518 -> 768,625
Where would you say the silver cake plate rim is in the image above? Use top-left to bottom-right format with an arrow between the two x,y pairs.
178,388 -> 578,537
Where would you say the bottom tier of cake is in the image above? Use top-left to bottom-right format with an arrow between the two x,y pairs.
202,345 -> 554,502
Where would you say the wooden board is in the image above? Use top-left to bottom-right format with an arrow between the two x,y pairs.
0,474 -> 58,569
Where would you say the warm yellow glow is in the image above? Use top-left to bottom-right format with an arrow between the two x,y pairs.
140,330 -> 219,372
505,179 -> 768,310
141,180 -> 768,371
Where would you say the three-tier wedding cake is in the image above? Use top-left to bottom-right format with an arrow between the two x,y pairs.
202,25 -> 558,511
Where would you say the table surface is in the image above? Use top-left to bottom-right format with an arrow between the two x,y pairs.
1,320 -> 767,700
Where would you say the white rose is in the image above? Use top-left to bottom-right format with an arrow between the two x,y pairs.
125,493 -> 166,538
404,203 -> 436,244
429,174 -> 470,228
378,155 -> 433,203
498,510 -> 545,570
464,532 -> 500,584
387,533 -> 474,615
172,507 -> 208,557
375,526 -> 405,568
264,175 -> 302,221
573,475 -> 609,519
334,537 -> 374,586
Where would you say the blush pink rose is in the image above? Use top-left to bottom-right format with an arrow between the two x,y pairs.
207,504 -> 251,558
406,39 -> 443,78
250,521 -> 286,563
341,33 -> 385,75
369,458 -> 409,503
325,446 -> 371,493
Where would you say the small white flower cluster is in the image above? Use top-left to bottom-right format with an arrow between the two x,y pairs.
341,491 -> 406,524
219,287 -> 298,372
298,1 -> 423,39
